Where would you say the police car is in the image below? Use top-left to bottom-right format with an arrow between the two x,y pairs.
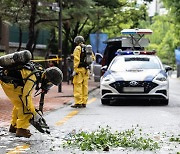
100,28 -> 173,105
100,50 -> 172,105
100,51 -> 171,105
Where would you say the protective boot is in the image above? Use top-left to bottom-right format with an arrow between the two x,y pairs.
81,104 -> 86,108
9,124 -> 17,133
71,104 -> 82,108
16,128 -> 32,138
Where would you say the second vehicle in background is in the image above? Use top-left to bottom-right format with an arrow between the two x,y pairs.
91,53 -> 103,82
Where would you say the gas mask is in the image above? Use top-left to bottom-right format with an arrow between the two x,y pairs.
40,75 -> 53,94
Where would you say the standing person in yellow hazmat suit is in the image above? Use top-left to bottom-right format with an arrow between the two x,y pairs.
0,50 -> 63,138
71,36 -> 95,108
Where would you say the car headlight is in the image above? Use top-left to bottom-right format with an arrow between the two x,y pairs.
154,73 -> 167,81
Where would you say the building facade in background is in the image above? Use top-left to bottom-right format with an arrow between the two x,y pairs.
135,0 -> 167,16
0,20 -> 50,56
147,0 -> 168,17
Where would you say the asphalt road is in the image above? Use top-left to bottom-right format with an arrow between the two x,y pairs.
1,77 -> 180,154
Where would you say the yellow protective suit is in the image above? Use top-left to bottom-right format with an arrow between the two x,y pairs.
73,45 -> 89,105
0,69 -> 37,129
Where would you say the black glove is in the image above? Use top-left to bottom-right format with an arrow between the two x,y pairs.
72,71 -> 77,77
33,110 -> 43,122
30,109 -> 50,134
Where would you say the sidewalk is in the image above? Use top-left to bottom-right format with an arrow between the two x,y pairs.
0,78 -> 99,127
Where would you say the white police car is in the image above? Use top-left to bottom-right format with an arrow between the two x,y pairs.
100,51 -> 172,105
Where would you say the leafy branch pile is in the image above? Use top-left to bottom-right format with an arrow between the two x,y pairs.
62,126 -> 160,151
169,135 -> 180,154
169,135 -> 180,143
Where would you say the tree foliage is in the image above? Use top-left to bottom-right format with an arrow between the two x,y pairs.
162,0 -> 180,48
162,0 -> 180,23
0,0 -> 149,56
139,0 -> 180,66
0,0 -> 58,56
139,15 -> 178,66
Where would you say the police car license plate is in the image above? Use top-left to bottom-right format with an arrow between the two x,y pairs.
123,87 -> 144,92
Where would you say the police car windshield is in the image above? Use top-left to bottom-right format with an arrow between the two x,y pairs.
109,56 -> 161,72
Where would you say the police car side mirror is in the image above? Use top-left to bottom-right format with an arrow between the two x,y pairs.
164,65 -> 173,72
101,65 -> 108,76
101,65 -> 108,71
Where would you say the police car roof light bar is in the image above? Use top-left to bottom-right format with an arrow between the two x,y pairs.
140,51 -> 156,55
121,29 -> 153,49
118,51 -> 134,55
118,50 -> 156,55
121,29 -> 153,35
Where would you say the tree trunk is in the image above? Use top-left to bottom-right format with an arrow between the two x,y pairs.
26,0 -> 37,59
63,21 -> 71,81
0,17 -> 2,42
71,22 -> 80,52
17,27 -> 22,51
32,29 -> 39,52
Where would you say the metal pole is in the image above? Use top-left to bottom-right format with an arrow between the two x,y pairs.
96,9 -> 100,53
58,0 -> 62,92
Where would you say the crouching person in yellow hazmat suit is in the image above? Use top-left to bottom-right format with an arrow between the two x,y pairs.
0,50 -> 63,138
71,36 -> 95,108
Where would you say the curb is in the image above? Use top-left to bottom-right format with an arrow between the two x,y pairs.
56,84 -> 100,107
54,84 -> 100,98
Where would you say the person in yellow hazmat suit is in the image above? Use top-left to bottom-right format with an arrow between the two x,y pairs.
0,51 -> 63,138
71,36 -> 95,108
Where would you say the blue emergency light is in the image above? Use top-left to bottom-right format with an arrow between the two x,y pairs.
117,51 -> 134,55
117,50 -> 156,55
